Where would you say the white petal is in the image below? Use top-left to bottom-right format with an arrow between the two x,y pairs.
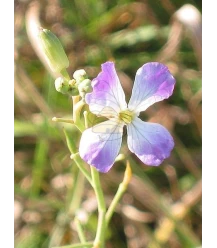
79,119 -> 124,173
85,62 -> 127,117
128,62 -> 175,113
127,117 -> 174,166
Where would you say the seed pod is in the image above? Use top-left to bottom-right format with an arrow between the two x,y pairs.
38,28 -> 69,74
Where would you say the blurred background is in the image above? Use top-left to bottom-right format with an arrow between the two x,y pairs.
14,0 -> 202,248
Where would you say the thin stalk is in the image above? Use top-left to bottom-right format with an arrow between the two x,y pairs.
105,183 -> 127,226
91,167 -> 106,248
52,242 -> 93,248
49,212 -> 68,248
30,138 -> 48,198
73,100 -> 85,132
72,96 -> 85,132
49,129 -> 89,247
63,129 -> 92,186
105,162 -> 132,226
74,218 -> 86,244
71,153 -> 93,187
49,167 -> 85,247
67,170 -> 85,216
52,117 -> 74,124
72,96 -> 80,106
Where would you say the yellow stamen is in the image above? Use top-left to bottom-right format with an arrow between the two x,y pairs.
119,109 -> 134,124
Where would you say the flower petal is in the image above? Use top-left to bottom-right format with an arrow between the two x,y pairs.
85,62 -> 127,117
128,62 -> 175,113
79,119 -> 124,173
127,117 -> 174,166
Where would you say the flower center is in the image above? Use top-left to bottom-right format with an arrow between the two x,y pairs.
119,109 -> 135,124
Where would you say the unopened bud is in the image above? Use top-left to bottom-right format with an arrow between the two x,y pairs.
73,69 -> 88,84
68,79 -> 79,96
38,28 -> 69,74
55,77 -> 69,94
78,79 -> 92,98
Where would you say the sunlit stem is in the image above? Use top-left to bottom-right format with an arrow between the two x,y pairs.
91,167 -> 106,248
83,111 -> 89,129
67,170 -> 85,216
73,100 -> 85,123
84,108 -> 107,247
72,96 -> 85,132
74,218 -> 86,244
49,128 -> 85,247
52,117 -> 74,124
70,153 -> 93,187
72,95 -> 80,106
63,128 -> 78,154
63,128 -> 92,187
52,242 -> 93,248
105,161 -> 132,226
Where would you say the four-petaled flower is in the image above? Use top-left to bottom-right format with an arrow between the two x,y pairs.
79,62 -> 176,173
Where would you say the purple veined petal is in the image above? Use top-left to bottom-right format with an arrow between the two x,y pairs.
79,119 -> 124,173
127,117 -> 174,166
128,62 -> 175,114
85,62 -> 127,117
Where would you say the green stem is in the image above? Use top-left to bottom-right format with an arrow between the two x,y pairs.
91,167 -> 106,248
52,242 -> 93,248
48,129 -> 90,247
52,117 -> 74,124
71,153 -> 93,187
63,129 -> 92,186
105,182 -> 127,227
72,97 -> 85,132
49,211 -> 68,248
67,170 -> 85,216
73,99 -> 85,122
74,218 -> 86,244
49,166 -> 85,247
106,162 -> 131,227
63,128 -> 77,154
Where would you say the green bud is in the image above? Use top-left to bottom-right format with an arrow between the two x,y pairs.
73,69 -> 88,84
68,79 -> 79,96
78,79 -> 92,98
55,78 -> 80,96
55,77 -> 69,94
38,28 -> 69,74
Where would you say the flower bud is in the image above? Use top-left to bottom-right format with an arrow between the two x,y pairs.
55,77 -> 70,94
68,79 -> 79,96
73,69 -> 88,84
78,79 -> 92,98
38,28 -> 69,74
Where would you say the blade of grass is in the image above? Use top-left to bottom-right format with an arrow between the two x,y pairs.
30,138 -> 48,198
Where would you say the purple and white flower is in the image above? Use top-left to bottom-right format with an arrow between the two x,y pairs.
79,62 -> 175,173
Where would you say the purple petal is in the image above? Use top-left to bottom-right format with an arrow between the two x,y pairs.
85,62 -> 127,117
79,119 -> 124,173
128,62 -> 175,113
127,117 -> 174,166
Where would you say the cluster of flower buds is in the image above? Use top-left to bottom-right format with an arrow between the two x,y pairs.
73,70 -> 92,98
38,28 -> 92,97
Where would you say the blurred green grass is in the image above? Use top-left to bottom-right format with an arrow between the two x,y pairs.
15,0 -> 202,248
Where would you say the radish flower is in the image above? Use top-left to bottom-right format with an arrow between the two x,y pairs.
79,62 -> 175,173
